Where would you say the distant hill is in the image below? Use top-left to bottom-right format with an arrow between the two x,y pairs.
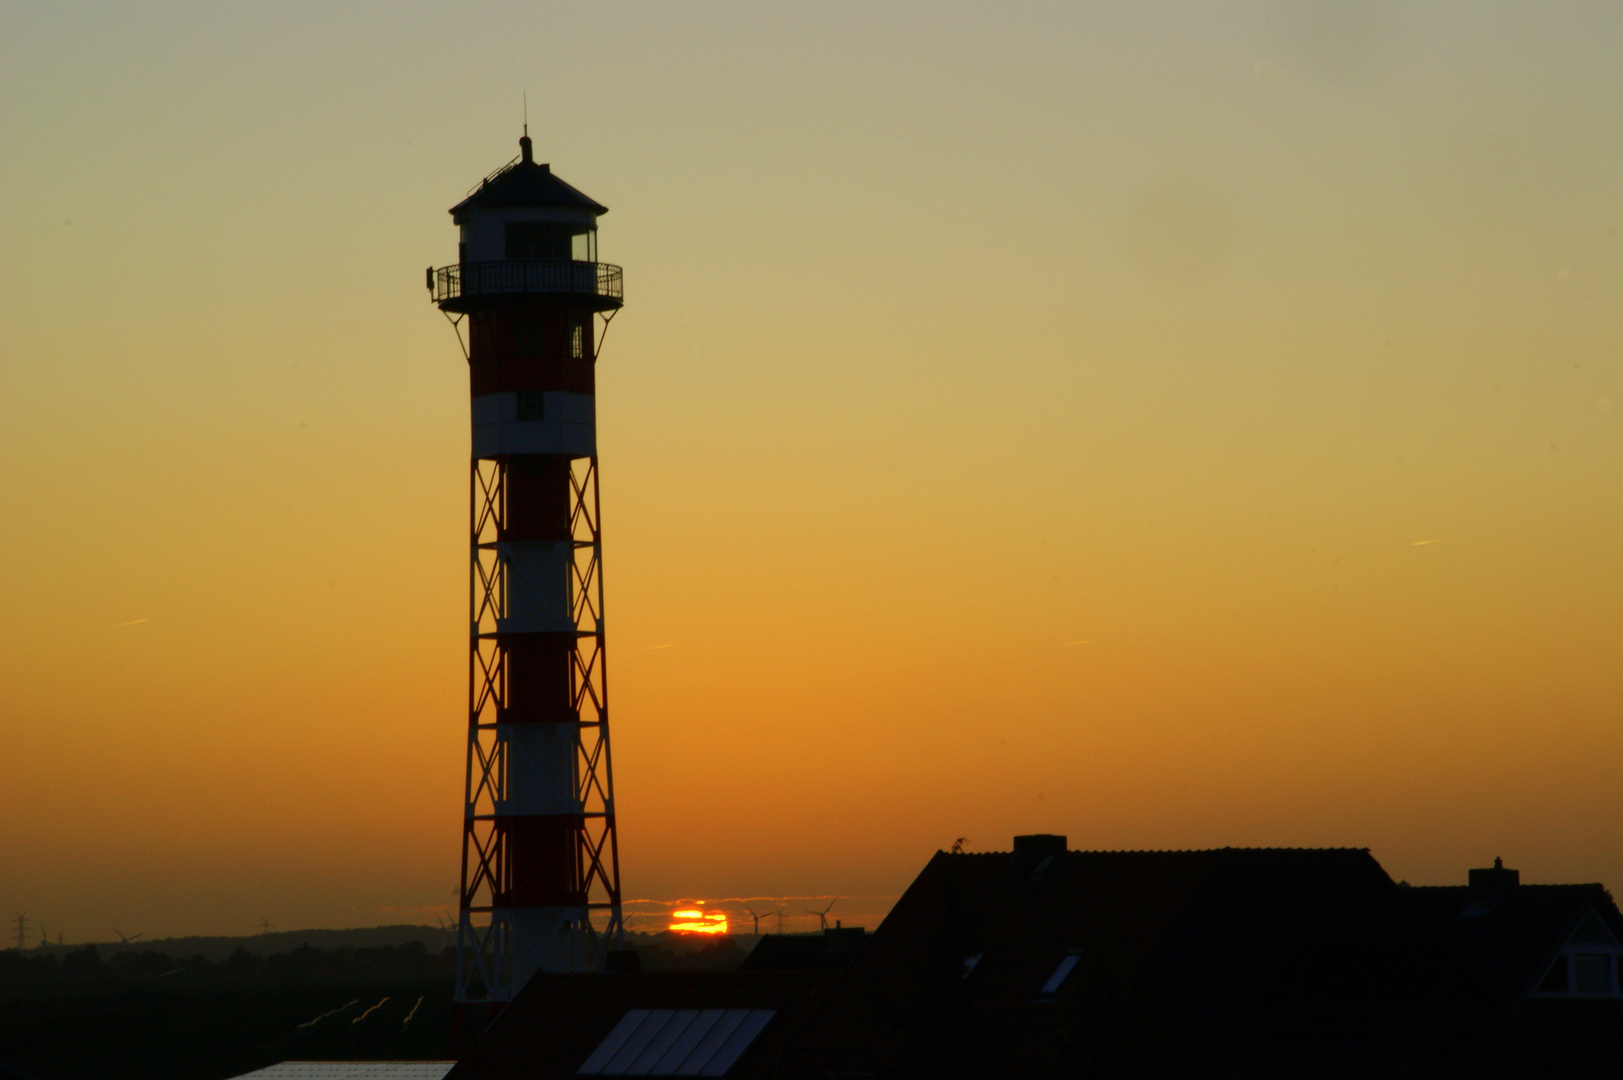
67,924 -> 457,963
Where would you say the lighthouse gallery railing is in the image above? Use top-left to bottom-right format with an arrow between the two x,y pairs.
429,260 -> 623,304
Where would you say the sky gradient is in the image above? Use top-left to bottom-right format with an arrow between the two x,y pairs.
2,1 -> 1620,942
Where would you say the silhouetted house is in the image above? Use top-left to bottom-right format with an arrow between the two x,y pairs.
448,837 -> 1561,1078
741,926 -> 868,972
1410,859 -> 1623,1078
772,838 -> 1552,1078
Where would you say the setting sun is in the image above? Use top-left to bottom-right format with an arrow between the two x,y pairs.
667,908 -> 729,935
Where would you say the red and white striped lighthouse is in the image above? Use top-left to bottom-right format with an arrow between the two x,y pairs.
428,133 -> 624,1004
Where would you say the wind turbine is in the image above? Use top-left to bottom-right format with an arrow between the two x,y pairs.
746,908 -> 771,936
113,928 -> 143,945
13,913 -> 27,951
259,918 -> 273,935
774,904 -> 786,935
806,900 -> 837,932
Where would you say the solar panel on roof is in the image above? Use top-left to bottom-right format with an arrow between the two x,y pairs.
627,1009 -> 703,1074
656,1008 -> 726,1071
671,1009 -> 748,1076
578,1009 -> 777,1077
603,1009 -> 673,1074
695,1010 -> 775,1077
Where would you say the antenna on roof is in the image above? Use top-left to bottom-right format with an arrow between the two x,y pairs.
519,92 -> 534,164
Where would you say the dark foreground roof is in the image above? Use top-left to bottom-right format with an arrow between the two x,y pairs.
452,848 -> 1560,1079
740,926 -> 867,972
1409,882 -> 1617,1002
774,847 -> 1544,1079
1410,878 -> 1623,1079
446,970 -> 829,1080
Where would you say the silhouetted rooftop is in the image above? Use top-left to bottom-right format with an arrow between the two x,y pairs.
1409,880 -> 1623,1003
739,927 -> 867,972
451,846 -> 1557,1078
450,136 -> 608,221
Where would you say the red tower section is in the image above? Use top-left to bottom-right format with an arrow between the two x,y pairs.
429,134 -> 623,1003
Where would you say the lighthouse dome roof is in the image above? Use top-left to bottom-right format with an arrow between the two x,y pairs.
450,136 -> 608,221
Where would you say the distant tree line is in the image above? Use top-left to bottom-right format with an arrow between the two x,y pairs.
0,939 -> 452,995
0,941 -> 455,1080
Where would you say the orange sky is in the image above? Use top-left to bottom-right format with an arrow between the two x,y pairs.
2,2 -> 1620,942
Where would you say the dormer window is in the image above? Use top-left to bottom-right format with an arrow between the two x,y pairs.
1532,908 -> 1623,998
1574,954 -> 1614,995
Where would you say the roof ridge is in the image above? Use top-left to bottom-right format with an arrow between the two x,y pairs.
943,846 -> 1372,856
1409,882 -> 1603,890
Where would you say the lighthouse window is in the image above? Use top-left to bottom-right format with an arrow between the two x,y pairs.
505,222 -> 572,261
570,319 -> 586,360
571,228 -> 597,263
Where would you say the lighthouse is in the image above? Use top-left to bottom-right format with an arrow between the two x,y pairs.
428,133 -> 624,1004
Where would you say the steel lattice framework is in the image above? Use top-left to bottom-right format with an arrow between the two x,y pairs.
456,454 -> 622,1001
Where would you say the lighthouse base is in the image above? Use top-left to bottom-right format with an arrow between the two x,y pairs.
457,906 -> 603,1003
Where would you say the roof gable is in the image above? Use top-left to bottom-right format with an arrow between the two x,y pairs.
1409,883 -> 1623,1002
774,847 -> 1479,1077
1566,908 -> 1620,948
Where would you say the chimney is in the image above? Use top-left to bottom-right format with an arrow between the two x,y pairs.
1013,834 -> 1068,857
1468,856 -> 1519,895
1011,833 -> 1067,871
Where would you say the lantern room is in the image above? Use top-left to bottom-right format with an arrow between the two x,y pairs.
451,134 -> 606,264
431,134 -> 622,313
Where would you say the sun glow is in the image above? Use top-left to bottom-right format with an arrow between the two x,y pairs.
668,908 -> 729,935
